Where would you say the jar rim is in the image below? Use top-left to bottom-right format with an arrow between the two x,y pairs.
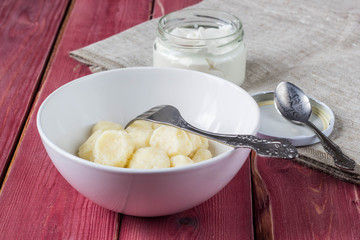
157,8 -> 244,42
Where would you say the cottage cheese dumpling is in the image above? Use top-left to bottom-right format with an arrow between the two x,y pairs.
192,148 -> 212,163
187,133 -> 203,157
91,121 -> 125,133
170,155 -> 194,167
79,121 -> 125,162
78,130 -> 103,162
152,123 -> 163,129
128,147 -> 170,169
78,120 -> 214,169
199,137 -> 209,149
93,130 -> 135,167
126,120 -> 154,150
150,125 -> 193,156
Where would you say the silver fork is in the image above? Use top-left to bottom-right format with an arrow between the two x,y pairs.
126,105 -> 298,159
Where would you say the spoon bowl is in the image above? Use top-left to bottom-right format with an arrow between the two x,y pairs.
274,81 -> 356,170
274,82 -> 312,124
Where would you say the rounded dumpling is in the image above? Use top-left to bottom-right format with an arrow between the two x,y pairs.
187,132 -> 203,157
126,120 -> 154,150
78,120 -> 214,169
192,148 -> 212,163
127,147 -> 170,169
93,130 -> 135,167
170,155 -> 194,167
152,123 -> 163,129
149,125 -> 193,156
199,137 -> 209,149
78,130 -> 103,161
91,121 -> 125,133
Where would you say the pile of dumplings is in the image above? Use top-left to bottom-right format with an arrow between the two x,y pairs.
78,120 -> 212,169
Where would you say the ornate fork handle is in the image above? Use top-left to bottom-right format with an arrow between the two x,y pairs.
183,123 -> 298,159
129,105 -> 298,159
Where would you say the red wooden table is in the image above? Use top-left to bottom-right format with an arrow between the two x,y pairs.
1,0 -> 359,239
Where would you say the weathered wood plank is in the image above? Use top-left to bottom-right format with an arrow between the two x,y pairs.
119,158 -> 254,240
0,0 -> 153,238
0,0 -> 69,182
118,1 -> 253,239
252,154 -> 360,240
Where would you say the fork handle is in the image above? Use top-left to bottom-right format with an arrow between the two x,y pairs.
185,125 -> 298,159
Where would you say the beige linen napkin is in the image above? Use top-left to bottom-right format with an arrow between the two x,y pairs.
70,0 -> 360,184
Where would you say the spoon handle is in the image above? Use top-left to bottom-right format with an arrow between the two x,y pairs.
184,124 -> 298,159
305,121 -> 356,170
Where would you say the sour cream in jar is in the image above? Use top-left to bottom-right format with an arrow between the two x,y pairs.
153,9 -> 247,85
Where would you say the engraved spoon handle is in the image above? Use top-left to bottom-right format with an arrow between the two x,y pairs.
183,122 -> 298,159
305,121 -> 356,170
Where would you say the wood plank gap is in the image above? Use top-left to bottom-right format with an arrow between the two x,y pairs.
250,151 -> 274,240
250,151 -> 258,239
32,0 -> 75,95
0,0 -> 74,193
116,213 -> 123,240
149,0 -> 156,19
249,151 -> 257,240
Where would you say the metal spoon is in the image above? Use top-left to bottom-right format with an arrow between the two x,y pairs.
126,105 -> 298,159
274,81 -> 356,170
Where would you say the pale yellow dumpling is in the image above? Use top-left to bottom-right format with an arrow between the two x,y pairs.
152,123 -> 163,129
192,148 -> 212,163
170,155 -> 194,167
126,120 -> 154,150
127,147 -> 170,169
78,130 -> 103,162
149,125 -> 193,157
78,120 -> 214,169
187,132 -> 203,157
91,121 -> 125,133
199,137 -> 209,149
93,130 -> 135,167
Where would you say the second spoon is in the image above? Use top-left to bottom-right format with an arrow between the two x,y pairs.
274,81 -> 356,170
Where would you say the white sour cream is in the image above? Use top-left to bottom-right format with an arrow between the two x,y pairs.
153,25 -> 247,85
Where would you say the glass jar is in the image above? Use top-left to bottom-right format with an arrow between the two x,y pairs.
153,9 -> 247,85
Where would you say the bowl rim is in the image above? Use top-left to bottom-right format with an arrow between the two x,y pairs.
37,67 -> 260,174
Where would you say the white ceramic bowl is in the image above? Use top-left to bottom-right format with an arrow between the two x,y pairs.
37,67 -> 259,217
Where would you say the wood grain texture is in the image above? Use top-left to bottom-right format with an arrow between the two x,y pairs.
0,0 -> 153,238
252,154 -> 360,240
119,158 -> 254,240
0,0 -> 69,183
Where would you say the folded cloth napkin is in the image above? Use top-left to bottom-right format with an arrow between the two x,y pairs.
70,0 -> 360,184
